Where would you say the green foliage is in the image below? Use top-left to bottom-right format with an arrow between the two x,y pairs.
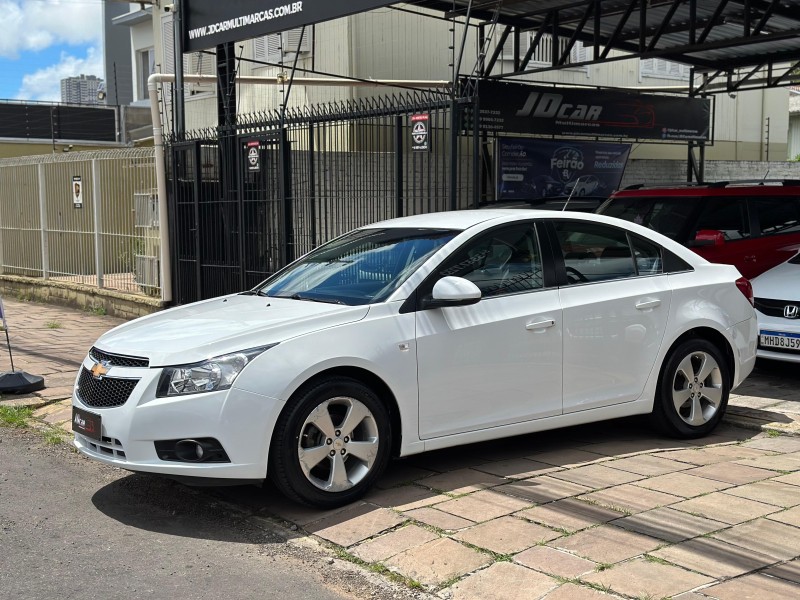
0,405 -> 33,428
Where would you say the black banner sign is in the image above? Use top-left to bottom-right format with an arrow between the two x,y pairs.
184,0 -> 397,52
469,81 -> 711,142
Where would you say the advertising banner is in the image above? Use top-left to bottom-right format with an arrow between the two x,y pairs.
472,81 -> 711,142
184,0 -> 397,52
496,138 -> 631,202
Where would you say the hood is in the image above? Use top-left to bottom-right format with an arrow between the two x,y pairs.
94,294 -> 370,366
751,261 -> 799,300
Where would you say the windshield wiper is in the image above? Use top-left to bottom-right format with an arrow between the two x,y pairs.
289,293 -> 347,305
239,290 -> 269,297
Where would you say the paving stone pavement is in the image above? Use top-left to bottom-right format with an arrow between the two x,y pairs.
2,297 -> 800,599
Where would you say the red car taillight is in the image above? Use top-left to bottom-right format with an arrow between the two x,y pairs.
736,277 -> 754,306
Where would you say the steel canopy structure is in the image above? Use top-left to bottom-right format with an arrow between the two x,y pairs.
415,0 -> 800,94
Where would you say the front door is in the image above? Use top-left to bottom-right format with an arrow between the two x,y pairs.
415,222 -> 563,439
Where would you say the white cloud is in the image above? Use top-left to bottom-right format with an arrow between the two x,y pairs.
0,0 -> 103,58
17,46 -> 103,101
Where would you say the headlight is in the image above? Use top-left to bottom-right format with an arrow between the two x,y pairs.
156,345 -> 276,398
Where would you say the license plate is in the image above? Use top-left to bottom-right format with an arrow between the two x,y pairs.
72,406 -> 101,441
760,330 -> 800,350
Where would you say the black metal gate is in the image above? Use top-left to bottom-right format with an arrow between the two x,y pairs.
168,92 -> 477,305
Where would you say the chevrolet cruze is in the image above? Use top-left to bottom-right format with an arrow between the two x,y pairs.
72,210 -> 757,507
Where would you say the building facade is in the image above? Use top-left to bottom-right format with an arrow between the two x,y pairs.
60,75 -> 104,105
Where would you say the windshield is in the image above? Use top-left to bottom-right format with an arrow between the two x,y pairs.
256,228 -> 458,305
598,196 -> 700,240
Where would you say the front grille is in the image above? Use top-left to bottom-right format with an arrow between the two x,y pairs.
89,347 -> 149,368
754,298 -> 800,319
76,368 -> 139,409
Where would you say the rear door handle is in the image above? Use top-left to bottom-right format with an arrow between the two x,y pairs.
526,318 -> 556,331
635,298 -> 661,311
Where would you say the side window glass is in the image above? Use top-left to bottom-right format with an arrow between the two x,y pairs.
694,197 -> 749,240
751,197 -> 800,236
554,221 -> 636,284
630,235 -> 663,275
436,224 -> 543,298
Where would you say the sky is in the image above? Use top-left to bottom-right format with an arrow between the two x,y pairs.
0,0 -> 104,102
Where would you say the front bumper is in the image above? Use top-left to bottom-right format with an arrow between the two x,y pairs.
71,357 -> 284,480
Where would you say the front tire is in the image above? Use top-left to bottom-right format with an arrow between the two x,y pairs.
269,377 -> 392,508
652,339 -> 730,439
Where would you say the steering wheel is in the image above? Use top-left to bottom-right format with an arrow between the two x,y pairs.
565,266 -> 588,284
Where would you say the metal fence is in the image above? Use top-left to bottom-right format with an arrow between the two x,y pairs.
0,148 -> 161,298
168,91 -> 481,305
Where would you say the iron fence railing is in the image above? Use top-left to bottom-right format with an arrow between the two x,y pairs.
167,91 -> 479,305
0,148 -> 161,298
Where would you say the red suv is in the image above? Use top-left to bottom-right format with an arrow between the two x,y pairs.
597,181 -> 800,279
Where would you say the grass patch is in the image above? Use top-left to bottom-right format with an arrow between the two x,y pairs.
86,304 -> 107,316
46,321 -> 62,329
43,428 -> 66,445
330,546 -> 425,590
644,554 -> 671,566
766,430 -> 782,438
0,405 -> 33,428
594,562 -> 613,572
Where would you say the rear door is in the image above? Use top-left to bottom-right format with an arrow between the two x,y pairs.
548,219 -> 672,413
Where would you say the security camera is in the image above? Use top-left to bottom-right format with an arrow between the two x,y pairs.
163,3 -> 174,12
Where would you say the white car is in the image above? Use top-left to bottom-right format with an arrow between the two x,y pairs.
72,210 -> 757,507
752,252 -> 800,362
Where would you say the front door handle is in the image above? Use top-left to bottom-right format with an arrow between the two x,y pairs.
526,318 -> 556,331
635,298 -> 661,311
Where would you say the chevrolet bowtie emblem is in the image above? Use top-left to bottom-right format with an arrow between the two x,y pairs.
90,361 -> 110,379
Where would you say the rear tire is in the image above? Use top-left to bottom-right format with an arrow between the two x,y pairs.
651,339 -> 730,439
269,377 -> 392,508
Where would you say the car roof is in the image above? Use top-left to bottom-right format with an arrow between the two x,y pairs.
612,180 -> 800,198
366,209 -> 532,230
364,209 -> 691,246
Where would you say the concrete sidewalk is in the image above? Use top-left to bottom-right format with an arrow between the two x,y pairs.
2,297 -> 799,599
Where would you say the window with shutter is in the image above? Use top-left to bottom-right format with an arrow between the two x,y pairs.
254,28 -> 311,65
641,58 -> 691,80
501,33 -> 587,73
161,13 -> 175,75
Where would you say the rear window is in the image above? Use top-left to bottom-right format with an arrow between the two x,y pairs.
598,196 -> 699,240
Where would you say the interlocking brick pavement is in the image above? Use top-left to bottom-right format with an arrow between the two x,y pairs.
2,296 -> 800,599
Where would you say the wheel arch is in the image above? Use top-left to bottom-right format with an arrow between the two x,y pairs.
662,326 -> 735,387
282,366 -> 403,458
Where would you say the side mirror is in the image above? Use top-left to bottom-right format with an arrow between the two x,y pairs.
689,229 -> 726,247
422,276 -> 482,309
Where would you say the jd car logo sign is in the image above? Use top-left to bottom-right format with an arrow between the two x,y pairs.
411,114 -> 430,152
246,141 -> 261,172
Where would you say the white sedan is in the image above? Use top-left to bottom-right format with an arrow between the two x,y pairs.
752,252 -> 800,362
72,210 -> 757,507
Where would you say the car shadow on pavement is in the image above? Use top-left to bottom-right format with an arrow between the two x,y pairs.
91,473 -> 285,544
735,359 -> 800,402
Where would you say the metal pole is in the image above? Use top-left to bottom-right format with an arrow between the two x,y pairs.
91,159 -> 104,289
37,164 -> 49,280
395,115 -> 404,218
450,101 -> 459,211
173,0 -> 186,136
3,327 -> 14,372
309,122 -> 317,246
